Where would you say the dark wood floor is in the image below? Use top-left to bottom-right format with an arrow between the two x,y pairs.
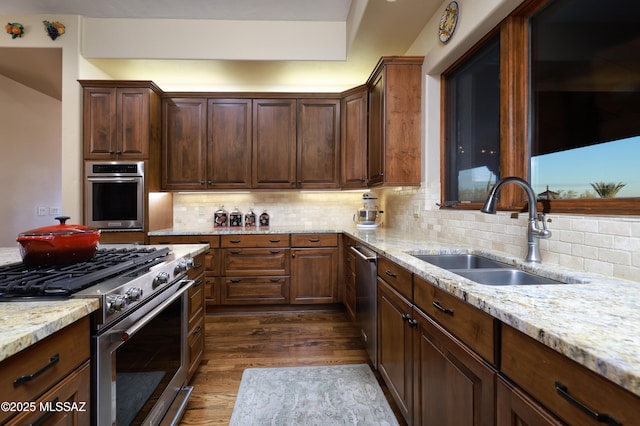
179,308 -> 406,425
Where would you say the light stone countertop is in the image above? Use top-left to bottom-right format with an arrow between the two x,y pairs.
0,244 -> 208,363
151,225 -> 640,398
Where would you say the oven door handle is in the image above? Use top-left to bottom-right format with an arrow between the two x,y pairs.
111,280 -> 193,343
87,177 -> 140,182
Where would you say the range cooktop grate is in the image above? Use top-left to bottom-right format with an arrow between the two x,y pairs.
0,247 -> 170,299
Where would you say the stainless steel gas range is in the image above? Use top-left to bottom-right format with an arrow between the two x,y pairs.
0,246 -> 196,426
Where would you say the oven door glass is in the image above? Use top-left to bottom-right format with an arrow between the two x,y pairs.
86,177 -> 143,229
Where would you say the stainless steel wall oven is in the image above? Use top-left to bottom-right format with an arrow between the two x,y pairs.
85,161 -> 144,230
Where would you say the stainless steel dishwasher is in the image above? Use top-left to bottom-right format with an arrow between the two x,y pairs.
350,245 -> 378,368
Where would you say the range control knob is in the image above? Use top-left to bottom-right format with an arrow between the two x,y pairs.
125,287 -> 143,302
174,257 -> 194,275
107,295 -> 128,313
153,271 -> 170,289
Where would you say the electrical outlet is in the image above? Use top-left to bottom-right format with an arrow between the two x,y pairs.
413,203 -> 420,218
49,207 -> 61,216
37,206 -> 47,216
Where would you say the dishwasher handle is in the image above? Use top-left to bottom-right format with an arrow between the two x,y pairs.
350,246 -> 377,262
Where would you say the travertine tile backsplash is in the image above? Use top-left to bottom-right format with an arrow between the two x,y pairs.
378,186 -> 640,283
173,187 -> 640,283
173,191 -> 367,230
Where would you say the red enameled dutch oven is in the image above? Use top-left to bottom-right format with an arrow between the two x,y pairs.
16,216 -> 101,266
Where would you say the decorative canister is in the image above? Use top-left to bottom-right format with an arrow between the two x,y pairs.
244,209 -> 256,227
259,210 -> 270,227
229,207 -> 243,227
214,206 -> 228,227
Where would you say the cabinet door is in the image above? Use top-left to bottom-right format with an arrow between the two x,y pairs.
496,377 -> 563,426
117,87 -> 150,158
297,99 -> 340,189
83,87 -> 117,159
367,70 -> 385,186
290,247 -> 338,304
378,279 -> 412,423
162,98 -> 207,190
252,99 -> 297,188
413,307 -> 495,426
341,87 -> 368,188
207,99 -> 252,189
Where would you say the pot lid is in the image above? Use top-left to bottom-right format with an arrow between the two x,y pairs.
18,216 -> 99,236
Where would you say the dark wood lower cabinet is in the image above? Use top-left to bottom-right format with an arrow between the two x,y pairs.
413,307 -> 495,426
496,377 -> 564,426
378,278 -> 413,424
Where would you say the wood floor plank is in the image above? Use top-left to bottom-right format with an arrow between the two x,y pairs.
179,309 -> 406,425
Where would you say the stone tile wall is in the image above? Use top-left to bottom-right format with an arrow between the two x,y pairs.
378,186 -> 640,283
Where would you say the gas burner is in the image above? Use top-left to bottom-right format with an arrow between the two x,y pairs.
0,247 -> 170,299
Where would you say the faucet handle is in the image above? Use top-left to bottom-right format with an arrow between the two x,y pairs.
537,213 -> 552,236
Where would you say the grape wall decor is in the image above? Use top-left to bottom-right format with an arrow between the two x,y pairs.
43,20 -> 65,40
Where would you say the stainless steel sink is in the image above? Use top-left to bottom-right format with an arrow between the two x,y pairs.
412,253 -> 567,285
412,254 -> 510,270
451,269 -> 563,285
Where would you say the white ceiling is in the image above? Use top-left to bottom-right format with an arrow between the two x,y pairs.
0,0 -> 354,21
0,0 -> 440,98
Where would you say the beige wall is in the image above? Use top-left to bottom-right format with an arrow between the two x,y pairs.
0,75 -> 61,244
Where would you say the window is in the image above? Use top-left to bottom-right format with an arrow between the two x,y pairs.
530,0 -> 640,200
442,0 -> 640,214
444,33 -> 501,203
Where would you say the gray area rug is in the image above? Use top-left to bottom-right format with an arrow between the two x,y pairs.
229,364 -> 399,426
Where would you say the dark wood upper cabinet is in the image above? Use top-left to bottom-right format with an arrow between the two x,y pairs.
297,98 -> 340,189
252,99 -> 297,189
161,97 -> 207,190
81,81 -> 161,160
367,57 -> 423,187
207,99 -> 252,189
341,85 -> 368,189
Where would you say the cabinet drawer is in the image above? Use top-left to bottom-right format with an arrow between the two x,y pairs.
149,235 -> 220,247
221,277 -> 290,304
414,275 -> 496,364
501,324 -> 640,426
204,275 -> 220,305
187,316 -> 204,381
188,253 -> 206,279
188,276 -> 205,329
221,234 -> 289,248
0,317 -> 89,424
291,233 -> 338,247
5,360 -> 91,426
223,248 -> 289,276
377,257 -> 412,300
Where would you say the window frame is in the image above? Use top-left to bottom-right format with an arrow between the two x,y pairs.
440,0 -> 640,215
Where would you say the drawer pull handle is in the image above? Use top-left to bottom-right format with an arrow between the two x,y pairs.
269,239 -> 281,243
433,300 -> 454,315
309,238 -> 320,243
14,353 -> 60,387
555,381 -> 621,426
385,270 -> 397,278
401,313 -> 411,322
229,239 -> 241,244
230,279 -> 241,283
193,262 -> 203,270
230,249 -> 241,254
192,325 -> 203,336
271,250 -> 282,254
193,278 -> 203,287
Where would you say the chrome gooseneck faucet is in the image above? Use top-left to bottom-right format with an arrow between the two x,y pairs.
481,177 -> 551,263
